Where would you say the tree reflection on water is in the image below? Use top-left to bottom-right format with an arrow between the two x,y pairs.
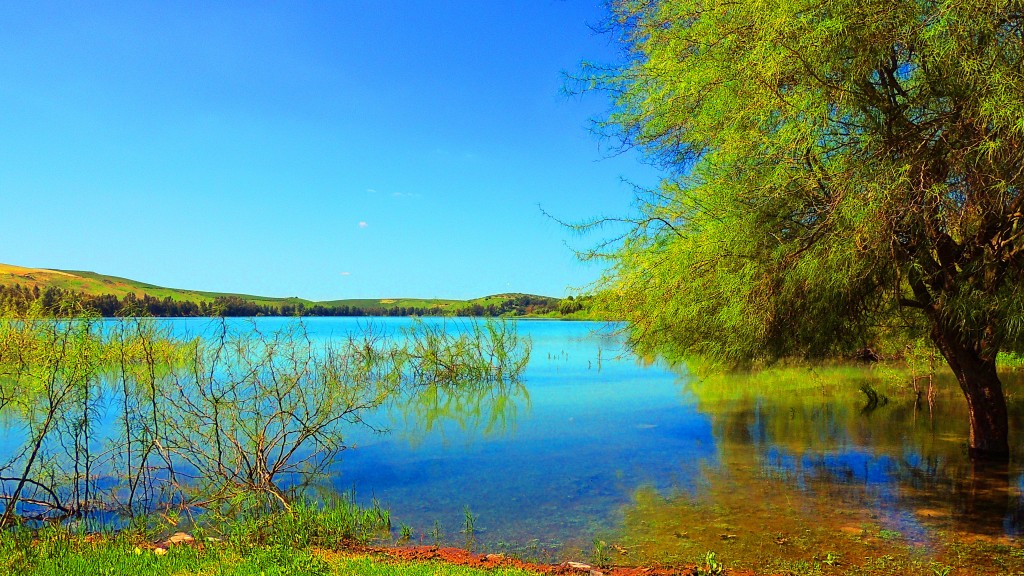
609,367 -> 1024,573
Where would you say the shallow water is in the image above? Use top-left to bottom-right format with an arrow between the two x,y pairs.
336,319 -> 716,555
330,320 -> 1024,564
3,317 -> 1024,569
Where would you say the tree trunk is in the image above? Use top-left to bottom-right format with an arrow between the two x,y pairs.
932,328 -> 1009,460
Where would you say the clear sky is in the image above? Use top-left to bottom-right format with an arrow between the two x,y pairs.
0,1 -> 656,300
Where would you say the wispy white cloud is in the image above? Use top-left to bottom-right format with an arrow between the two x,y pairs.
358,221 -> 368,228
365,187 -> 420,199
340,271 -> 351,276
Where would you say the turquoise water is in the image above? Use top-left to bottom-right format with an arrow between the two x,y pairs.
329,319 -> 714,552
3,316 -> 1024,564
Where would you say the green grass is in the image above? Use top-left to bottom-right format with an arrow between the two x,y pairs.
0,531 -> 541,576
0,497 -> 538,576
214,496 -> 393,551
4,494 -> 1024,576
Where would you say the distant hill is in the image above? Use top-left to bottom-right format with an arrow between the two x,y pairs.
0,263 -> 575,318
0,263 -> 309,305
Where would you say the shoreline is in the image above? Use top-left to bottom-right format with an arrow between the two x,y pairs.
369,544 -> 737,576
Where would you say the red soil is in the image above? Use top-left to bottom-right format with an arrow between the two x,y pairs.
374,545 -> 758,576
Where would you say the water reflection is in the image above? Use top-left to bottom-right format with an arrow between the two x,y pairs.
7,316 -> 1024,570
392,376 -> 530,445
608,368 -> 1024,572
0,316 -> 532,525
335,321 -> 716,557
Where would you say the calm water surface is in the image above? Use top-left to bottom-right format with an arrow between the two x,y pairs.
332,318 -> 716,553
5,316 -> 1024,567
227,318 -> 1024,563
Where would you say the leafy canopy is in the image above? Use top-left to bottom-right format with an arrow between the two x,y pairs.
583,0 -> 1024,366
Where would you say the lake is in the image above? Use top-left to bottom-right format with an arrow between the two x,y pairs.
2,316 -> 1023,570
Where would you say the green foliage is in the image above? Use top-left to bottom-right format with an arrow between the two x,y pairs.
590,538 -> 610,567
461,505 -> 478,551
398,523 -> 413,542
1000,352 -> 1024,369
217,495 -> 391,552
226,545 -> 333,576
0,299 -> 530,525
579,0 -> 1024,368
877,529 -> 902,541
0,526 -> 208,576
395,320 -> 532,441
696,551 -> 724,576
429,519 -> 443,545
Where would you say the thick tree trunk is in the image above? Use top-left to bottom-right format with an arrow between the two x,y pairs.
931,328 -> 1009,460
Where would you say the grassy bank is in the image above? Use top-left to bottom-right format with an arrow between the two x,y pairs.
4,478 -> 1024,575
0,497 -> 543,576
8,521 -> 1024,576
0,531 -> 541,576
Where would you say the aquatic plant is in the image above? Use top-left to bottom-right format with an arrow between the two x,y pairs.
398,523 -> 413,543
696,551 -> 723,576
821,551 -> 840,566
460,505 -> 479,552
218,493 -> 391,554
590,538 -> 610,567
878,529 -> 902,541
396,320 -> 531,444
0,303 -> 531,527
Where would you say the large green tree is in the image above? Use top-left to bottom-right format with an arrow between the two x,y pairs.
583,0 -> 1024,458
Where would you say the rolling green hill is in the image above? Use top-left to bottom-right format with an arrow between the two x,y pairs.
54,267 -> 316,307
0,263 -> 565,317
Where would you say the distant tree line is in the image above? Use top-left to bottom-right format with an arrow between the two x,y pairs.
460,294 -> 568,317
0,284 -> 580,318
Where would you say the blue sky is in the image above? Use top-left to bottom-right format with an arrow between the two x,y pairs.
0,1 -> 655,300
